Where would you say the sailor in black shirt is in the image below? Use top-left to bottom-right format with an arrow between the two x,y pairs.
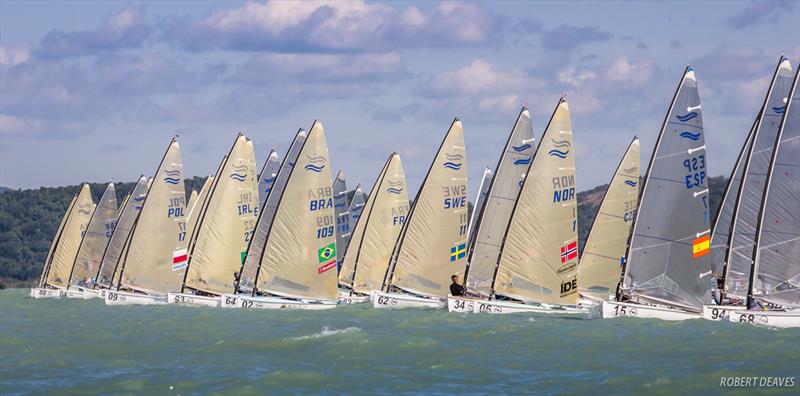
450,275 -> 465,296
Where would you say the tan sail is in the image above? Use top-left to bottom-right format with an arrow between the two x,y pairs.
45,183 -> 94,288
39,196 -> 77,288
184,134 -> 258,295
578,137 -> 640,300
186,190 -> 199,218
495,98 -> 579,305
119,138 -> 188,295
70,182 -> 118,287
186,175 -> 216,248
389,119 -> 468,298
345,153 -> 410,294
256,121 -> 337,300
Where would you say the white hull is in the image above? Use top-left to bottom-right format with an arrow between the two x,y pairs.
371,291 -> 445,309
234,295 -> 338,310
62,288 -> 85,299
701,304 -> 746,321
728,310 -> 800,328
472,299 -> 590,316
104,290 -> 167,306
82,288 -> 104,300
220,294 -> 240,309
602,301 -> 700,321
446,295 -> 478,313
167,292 -> 221,307
29,288 -> 63,299
337,291 -> 370,305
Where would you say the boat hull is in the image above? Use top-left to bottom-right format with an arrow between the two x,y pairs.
234,295 -> 338,310
701,304 -> 746,321
29,288 -> 62,299
220,294 -> 240,309
473,299 -> 590,317
446,295 -> 478,313
337,291 -> 370,305
371,291 -> 445,309
602,301 -> 700,321
104,290 -> 167,306
61,288 -> 84,299
82,288 -> 104,300
728,310 -> 800,328
167,292 -> 221,307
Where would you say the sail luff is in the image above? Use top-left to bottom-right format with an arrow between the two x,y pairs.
39,195 -> 77,288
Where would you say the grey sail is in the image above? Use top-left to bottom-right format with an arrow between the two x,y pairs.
69,182 -> 118,288
258,149 -> 280,209
333,170 -> 350,271
464,107 -> 535,297
348,185 -> 366,234
95,176 -> 148,289
724,58 -> 794,301
467,167 -> 492,242
238,129 -> 307,293
710,117 -> 758,276
620,67 -> 710,312
751,67 -> 800,309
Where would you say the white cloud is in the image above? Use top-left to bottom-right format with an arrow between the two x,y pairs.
424,59 -> 542,96
0,45 -> 31,66
606,56 -> 654,84
0,114 -> 43,137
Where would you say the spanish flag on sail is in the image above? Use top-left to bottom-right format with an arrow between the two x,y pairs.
692,235 -> 710,258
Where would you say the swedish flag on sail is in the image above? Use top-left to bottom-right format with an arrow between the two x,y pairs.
450,242 -> 466,262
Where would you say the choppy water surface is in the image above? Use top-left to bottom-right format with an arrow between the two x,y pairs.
1,289 -> 798,395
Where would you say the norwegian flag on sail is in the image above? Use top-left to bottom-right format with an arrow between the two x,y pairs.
560,241 -> 577,263
172,248 -> 188,271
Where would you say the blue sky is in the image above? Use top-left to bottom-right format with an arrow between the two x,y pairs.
1,1 -> 798,199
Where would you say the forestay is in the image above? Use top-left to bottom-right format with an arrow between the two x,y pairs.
118,138 -> 188,295
44,183 -> 94,288
465,107 -> 535,297
387,118 -> 468,298
70,183 -> 118,288
752,67 -> 800,309
494,99 -> 579,305
725,58 -> 794,301
96,177 -> 148,288
255,121 -> 338,300
620,68 -> 709,311
578,138 -> 640,300
333,170 -> 350,270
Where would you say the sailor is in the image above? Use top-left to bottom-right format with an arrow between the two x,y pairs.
233,271 -> 241,291
449,275 -> 465,296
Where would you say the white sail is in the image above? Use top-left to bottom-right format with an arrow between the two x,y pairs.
467,167 -> 492,242
332,169 -> 351,270
258,149 -> 280,209
494,98 -> 579,304
386,118 -> 468,298
724,58 -> 794,301
578,137 -> 640,300
186,190 -> 198,218
340,153 -> 410,294
751,66 -> 800,309
239,129 -> 307,292
44,183 -> 94,288
96,176 -> 148,288
348,184 -> 366,234
465,108 -> 535,297
183,134 -> 258,295
69,182 -> 118,288
38,195 -> 77,288
118,138 -> 188,295
255,121 -> 338,300
620,68 -> 710,311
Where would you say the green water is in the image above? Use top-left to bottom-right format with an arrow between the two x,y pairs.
1,289 -> 798,395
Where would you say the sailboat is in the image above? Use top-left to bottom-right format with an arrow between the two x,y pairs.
577,137 -> 640,307
105,137 -> 189,305
223,128 -> 307,307
469,98 -> 586,315
185,175 -> 215,247
333,170 -> 351,272
348,184 -> 366,233
602,67 -> 711,320
728,64 -> 800,328
233,121 -> 339,310
186,189 -> 199,217
703,57 -> 794,320
374,118 -> 468,309
448,107 -> 534,313
169,133 -> 258,307
92,176 -> 149,298
258,149 -> 280,209
467,167 -> 493,242
337,153 -> 410,304
30,183 -> 94,298
67,182 -> 118,298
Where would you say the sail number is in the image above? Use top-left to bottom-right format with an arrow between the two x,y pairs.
683,155 -> 706,189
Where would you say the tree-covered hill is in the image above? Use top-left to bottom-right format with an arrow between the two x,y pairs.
0,176 -> 726,287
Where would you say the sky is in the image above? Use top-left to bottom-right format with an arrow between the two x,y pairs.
1,0 -> 798,199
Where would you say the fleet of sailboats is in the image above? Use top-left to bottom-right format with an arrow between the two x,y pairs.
28,60 -> 800,328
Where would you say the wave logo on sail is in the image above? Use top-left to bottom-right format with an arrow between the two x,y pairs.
773,104 -> 786,114
624,180 -> 638,187
133,196 -> 145,210
163,169 -> 181,185
304,155 -> 326,173
512,143 -> 532,152
679,131 -> 701,141
386,180 -> 404,194
622,166 -> 638,174
78,203 -> 92,215
443,153 -> 463,171
548,139 -> 570,159
262,175 -> 276,193
514,156 -> 532,165
230,164 -> 248,182
676,112 -> 698,122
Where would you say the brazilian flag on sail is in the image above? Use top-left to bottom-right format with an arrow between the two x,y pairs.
318,243 -> 336,263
